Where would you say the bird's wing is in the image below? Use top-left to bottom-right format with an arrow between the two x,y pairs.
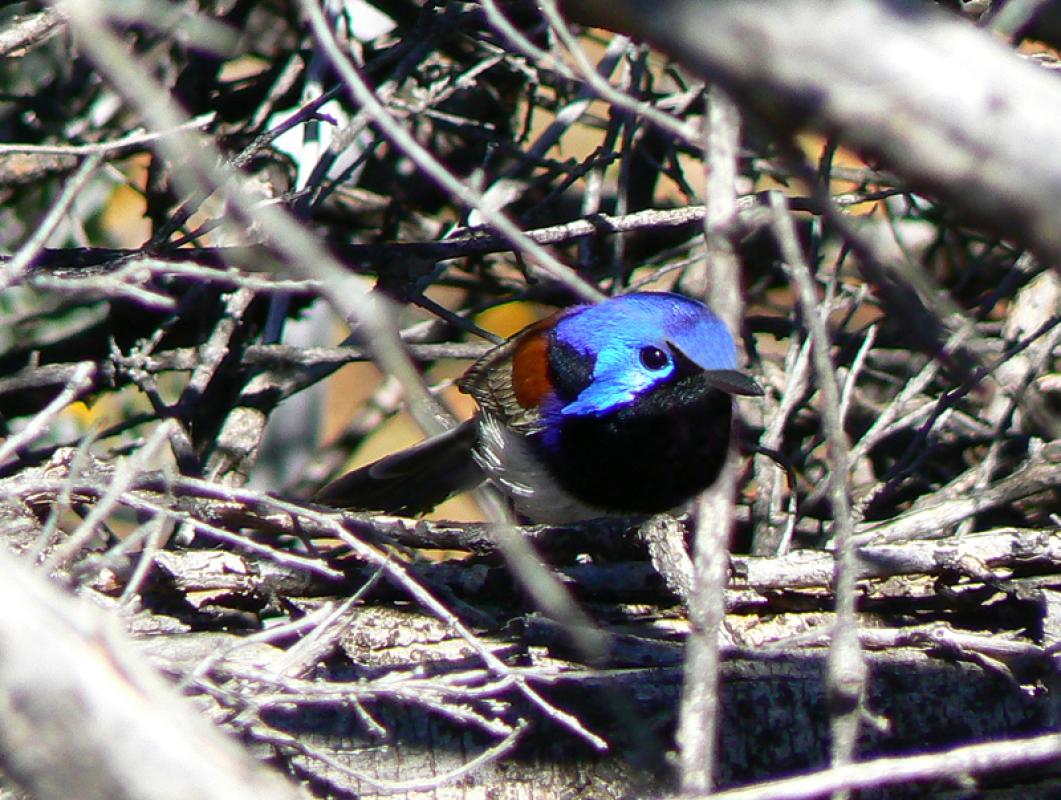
314,418 -> 483,514
458,323 -> 548,435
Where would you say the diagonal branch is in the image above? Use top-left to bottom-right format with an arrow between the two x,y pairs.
562,0 -> 1061,267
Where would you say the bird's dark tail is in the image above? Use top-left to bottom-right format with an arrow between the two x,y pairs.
314,418 -> 484,516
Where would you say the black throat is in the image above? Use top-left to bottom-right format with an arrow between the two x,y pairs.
534,375 -> 736,515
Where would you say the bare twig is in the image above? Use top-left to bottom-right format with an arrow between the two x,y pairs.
677,88 -> 744,794
299,0 -> 605,303
770,192 -> 864,785
692,731 -> 1061,800
0,362 -> 94,469
1,154 -> 103,291
0,6 -> 67,56
0,548 -> 302,800
562,0 -> 1061,267
0,114 -> 216,157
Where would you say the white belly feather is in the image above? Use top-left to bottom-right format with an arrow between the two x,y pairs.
473,413 -> 606,524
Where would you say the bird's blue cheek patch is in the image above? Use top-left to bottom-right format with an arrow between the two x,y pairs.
560,370 -> 657,416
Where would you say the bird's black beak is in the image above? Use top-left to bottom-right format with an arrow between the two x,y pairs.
703,369 -> 764,397
669,341 -> 764,397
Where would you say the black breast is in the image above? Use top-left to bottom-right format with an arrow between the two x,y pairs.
533,375 -> 736,514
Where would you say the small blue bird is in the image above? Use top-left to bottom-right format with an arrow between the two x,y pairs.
316,292 -> 762,523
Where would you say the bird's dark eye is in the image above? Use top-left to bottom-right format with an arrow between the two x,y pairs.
639,345 -> 670,371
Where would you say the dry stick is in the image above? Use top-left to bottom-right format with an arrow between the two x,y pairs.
195,290 -> 271,486
837,625 -> 1041,663
581,103 -> 626,274
0,153 -> 102,291
676,87 -> 743,795
116,514 -> 172,607
45,421 -> 181,571
538,0 -> 700,147
733,526 -> 1061,592
126,258 -> 325,293
228,724 -> 411,793
63,493 -> 172,591
480,32 -> 629,218
248,684 -> 514,736
15,200 -> 764,279
108,465 -> 610,749
480,0 -> 570,79
208,678 -> 527,797
0,548 -> 303,800
853,440 -> 1061,545
319,21 -> 466,180
31,426 -> 102,563
256,16 -> 444,305
957,319 -> 1061,537
320,721 -> 528,794
176,604 -> 342,689
846,349 -> 947,474
769,193 -> 864,791
27,450 -> 1059,599
290,499 -> 609,750
0,6 -> 67,56
608,47 -> 642,278
156,457 -> 1061,575
298,0 -> 603,303
233,85 -> 342,172
17,458 -> 1059,596
530,34 -> 628,165
688,730 -> 1061,800
838,324 -> 876,428
0,113 -> 215,157
29,270 -> 178,310
561,0 -> 1061,268
158,92 -> 340,247
23,425 -> 1048,590
178,288 -> 256,415
269,567 -> 387,678
121,493 -> 345,580
218,650 -> 535,792
210,588 -> 394,758
400,50 -> 510,118
776,159 -> 970,520
472,488 -> 611,666
0,362 -> 94,469
751,329 -> 811,556
0,360 -> 108,396
857,314 -> 1061,522
261,716 -> 528,795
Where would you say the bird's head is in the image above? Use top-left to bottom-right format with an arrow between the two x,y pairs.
509,292 -> 762,419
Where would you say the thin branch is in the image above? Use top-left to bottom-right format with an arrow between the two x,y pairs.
562,0 -> 1061,267
0,361 -> 94,469
298,0 -> 605,303
769,192 -> 864,783
0,548 -> 303,800
0,113 -> 216,157
693,731 -> 1061,800
1,153 -> 103,291
0,6 -> 67,56
677,88 -> 744,794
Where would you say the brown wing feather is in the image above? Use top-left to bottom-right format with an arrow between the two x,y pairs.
458,317 -> 554,434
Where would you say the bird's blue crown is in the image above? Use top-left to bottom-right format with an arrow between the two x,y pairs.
547,292 -> 738,416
